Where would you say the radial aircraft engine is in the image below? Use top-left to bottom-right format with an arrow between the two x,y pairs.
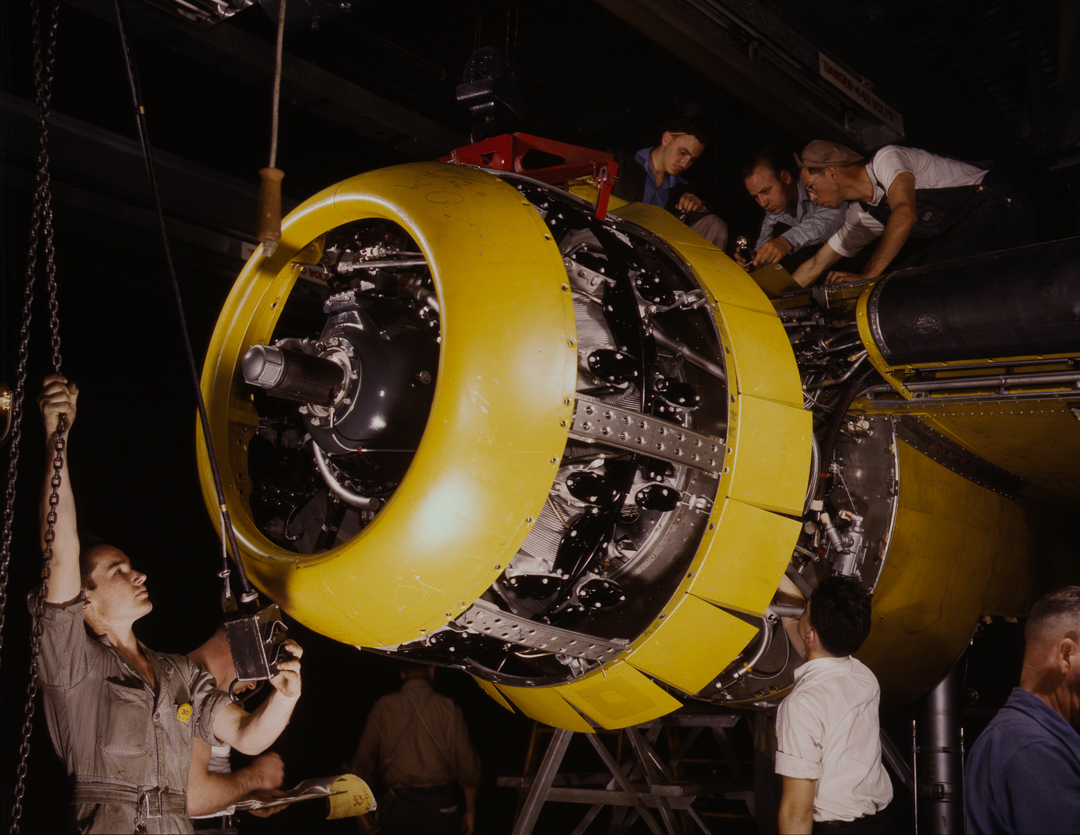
198,153 -> 1080,731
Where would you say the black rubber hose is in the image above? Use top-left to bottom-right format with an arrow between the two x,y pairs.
814,364 -> 879,503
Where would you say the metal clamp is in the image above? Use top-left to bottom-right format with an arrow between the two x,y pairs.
458,599 -> 628,662
139,788 -> 163,820
569,395 -> 724,474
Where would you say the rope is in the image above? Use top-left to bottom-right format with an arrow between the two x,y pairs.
256,0 -> 287,254
268,0 -> 286,170
110,0 -> 254,603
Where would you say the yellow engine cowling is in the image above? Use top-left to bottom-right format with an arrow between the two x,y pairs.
197,161 -> 811,729
198,161 -> 1078,728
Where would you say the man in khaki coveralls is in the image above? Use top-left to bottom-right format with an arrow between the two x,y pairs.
34,375 -> 303,834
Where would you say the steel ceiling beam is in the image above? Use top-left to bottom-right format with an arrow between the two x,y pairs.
770,0 -> 1033,156
70,0 -> 465,159
1,90 -> 269,258
593,0 -> 904,151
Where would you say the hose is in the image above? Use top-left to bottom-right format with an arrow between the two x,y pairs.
814,364 -> 878,503
714,615 -> 774,692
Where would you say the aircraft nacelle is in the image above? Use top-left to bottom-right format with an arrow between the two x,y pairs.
198,156 -> 1079,730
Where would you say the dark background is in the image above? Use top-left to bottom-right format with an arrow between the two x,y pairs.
2,0 -> 1077,832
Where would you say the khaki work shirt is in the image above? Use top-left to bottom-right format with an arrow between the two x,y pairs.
35,594 -> 229,834
351,677 -> 482,790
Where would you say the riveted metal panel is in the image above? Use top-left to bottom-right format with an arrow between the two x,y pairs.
724,395 -> 812,516
691,498 -> 802,616
494,683 -> 595,733
716,302 -> 805,407
858,439 -> 1036,705
554,661 -> 683,730
472,678 -> 515,714
624,593 -> 760,693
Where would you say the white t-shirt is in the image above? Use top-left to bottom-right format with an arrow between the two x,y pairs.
775,655 -> 893,822
829,145 -> 989,257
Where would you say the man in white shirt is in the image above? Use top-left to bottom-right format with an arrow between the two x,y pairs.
791,140 -> 1034,287
776,575 -> 892,834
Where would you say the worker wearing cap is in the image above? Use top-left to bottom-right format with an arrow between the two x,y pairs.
791,140 -> 1035,287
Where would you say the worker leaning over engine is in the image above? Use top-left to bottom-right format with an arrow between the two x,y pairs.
32,374 -> 303,835
607,117 -> 729,250
739,146 -> 847,269
791,140 -> 1035,287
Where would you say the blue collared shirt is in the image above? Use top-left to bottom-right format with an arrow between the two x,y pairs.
965,687 -> 1080,834
635,147 -> 686,209
755,180 -> 846,252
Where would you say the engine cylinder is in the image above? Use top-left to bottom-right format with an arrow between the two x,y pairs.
242,344 -> 344,406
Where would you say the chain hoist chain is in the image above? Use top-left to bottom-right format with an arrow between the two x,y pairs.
0,240 -> 42,673
0,0 -> 59,674
3,2 -> 62,831
11,421 -> 65,833
38,0 -> 62,375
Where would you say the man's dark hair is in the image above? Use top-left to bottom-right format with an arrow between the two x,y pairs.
665,117 -> 710,147
742,147 -> 792,181
809,575 -> 873,657
78,534 -> 109,590
1025,586 -> 1080,645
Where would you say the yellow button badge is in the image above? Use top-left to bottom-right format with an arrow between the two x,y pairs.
177,703 -> 193,723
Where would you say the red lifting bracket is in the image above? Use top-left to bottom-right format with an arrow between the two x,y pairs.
441,133 -> 620,221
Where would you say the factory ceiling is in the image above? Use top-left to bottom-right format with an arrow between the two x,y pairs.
2,0 -> 1079,250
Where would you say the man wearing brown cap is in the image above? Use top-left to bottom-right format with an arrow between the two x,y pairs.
791,140 -> 1034,287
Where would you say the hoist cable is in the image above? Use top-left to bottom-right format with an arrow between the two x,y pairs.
256,0 -> 286,250
268,0 -> 286,171
110,0 -> 254,603
5,2 -> 62,829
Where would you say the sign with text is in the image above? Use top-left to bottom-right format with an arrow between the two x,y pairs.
819,53 -> 904,135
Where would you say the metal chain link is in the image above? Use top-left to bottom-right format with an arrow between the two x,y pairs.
0,0 -> 59,674
11,421 -> 65,833
2,2 -> 62,831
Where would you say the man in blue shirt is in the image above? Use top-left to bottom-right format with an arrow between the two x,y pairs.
740,148 -> 845,269
965,586 -> 1080,834
609,119 -> 728,250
